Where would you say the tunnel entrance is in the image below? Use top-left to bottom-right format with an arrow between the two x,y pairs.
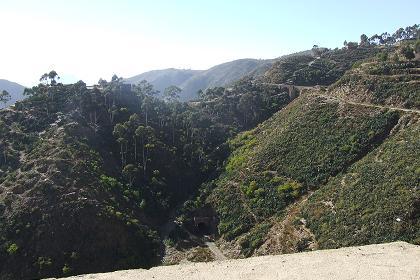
190,205 -> 218,237
196,221 -> 210,235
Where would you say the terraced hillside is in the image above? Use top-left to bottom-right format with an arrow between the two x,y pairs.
205,43 -> 420,257
331,60 -> 420,109
262,47 -> 388,86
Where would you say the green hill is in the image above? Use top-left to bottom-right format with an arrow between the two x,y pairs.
0,26 -> 419,279
202,41 -> 420,257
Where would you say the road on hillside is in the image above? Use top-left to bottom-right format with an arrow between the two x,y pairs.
261,82 -> 420,114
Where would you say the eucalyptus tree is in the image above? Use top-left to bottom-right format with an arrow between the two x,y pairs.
134,80 -> 158,126
135,125 -> 156,176
123,164 -> 139,186
113,123 -> 128,167
0,90 -> 11,107
164,86 -> 181,145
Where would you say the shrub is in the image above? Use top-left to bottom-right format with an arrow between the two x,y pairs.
376,52 -> 388,62
400,45 -> 415,60
277,181 -> 302,199
6,243 -> 19,255
415,40 -> 420,54
62,264 -> 72,275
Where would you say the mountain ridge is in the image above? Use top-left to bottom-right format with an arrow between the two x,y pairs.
126,50 -> 313,100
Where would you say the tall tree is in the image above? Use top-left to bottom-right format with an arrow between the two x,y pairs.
163,86 -> 181,103
0,90 -> 11,107
113,123 -> 128,167
360,34 -> 369,46
40,70 -> 60,86
134,80 -> 158,126
135,125 -> 156,175
123,164 -> 139,186
164,86 -> 181,144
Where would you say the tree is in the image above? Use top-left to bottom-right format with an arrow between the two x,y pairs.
134,80 -> 158,126
360,34 -> 369,46
0,120 -> 7,164
123,164 -> 139,186
312,45 -> 323,57
163,86 -> 181,103
0,90 -> 11,107
346,42 -> 358,50
127,113 -> 141,162
400,45 -> 415,60
164,86 -> 182,144
415,40 -> 420,55
135,125 -> 156,175
113,123 -> 128,167
40,70 -> 60,86
238,92 -> 255,127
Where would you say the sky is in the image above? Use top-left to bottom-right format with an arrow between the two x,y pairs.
0,0 -> 419,86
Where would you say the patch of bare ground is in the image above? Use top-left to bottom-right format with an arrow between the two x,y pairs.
255,193 -> 317,256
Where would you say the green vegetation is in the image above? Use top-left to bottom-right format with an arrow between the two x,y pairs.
303,116 -> 420,248
6,243 -> 18,255
62,264 -> 72,275
264,46 -> 385,86
331,48 -> 420,109
0,66 -> 291,278
0,24 -> 419,279
209,93 -> 400,254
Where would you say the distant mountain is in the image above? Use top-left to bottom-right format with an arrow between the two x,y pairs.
0,79 -> 25,109
127,51 -> 314,101
178,58 -> 275,100
125,68 -> 201,95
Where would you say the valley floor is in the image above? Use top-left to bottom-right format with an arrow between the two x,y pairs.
50,242 -> 420,280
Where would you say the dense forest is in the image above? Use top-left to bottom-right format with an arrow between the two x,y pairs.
0,25 -> 419,279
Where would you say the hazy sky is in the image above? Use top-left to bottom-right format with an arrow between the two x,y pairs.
0,0 -> 419,86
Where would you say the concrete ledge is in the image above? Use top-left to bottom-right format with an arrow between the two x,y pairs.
53,242 -> 420,280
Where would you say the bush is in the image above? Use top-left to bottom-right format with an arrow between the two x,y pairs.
6,243 -> 18,255
400,45 -> 415,60
415,40 -> 420,54
376,52 -> 388,62
62,264 -> 72,275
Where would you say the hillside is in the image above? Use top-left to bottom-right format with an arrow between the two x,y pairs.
262,46 -> 387,86
0,79 -> 25,109
125,69 -> 201,95
126,50 -> 313,101
199,41 -> 419,257
179,59 -> 275,100
52,242 -> 420,280
126,59 -> 275,101
1,26 -> 419,279
0,72 -> 292,279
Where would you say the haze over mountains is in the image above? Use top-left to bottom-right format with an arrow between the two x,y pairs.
0,52 -> 308,107
125,58 -> 275,100
126,51 -> 311,101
